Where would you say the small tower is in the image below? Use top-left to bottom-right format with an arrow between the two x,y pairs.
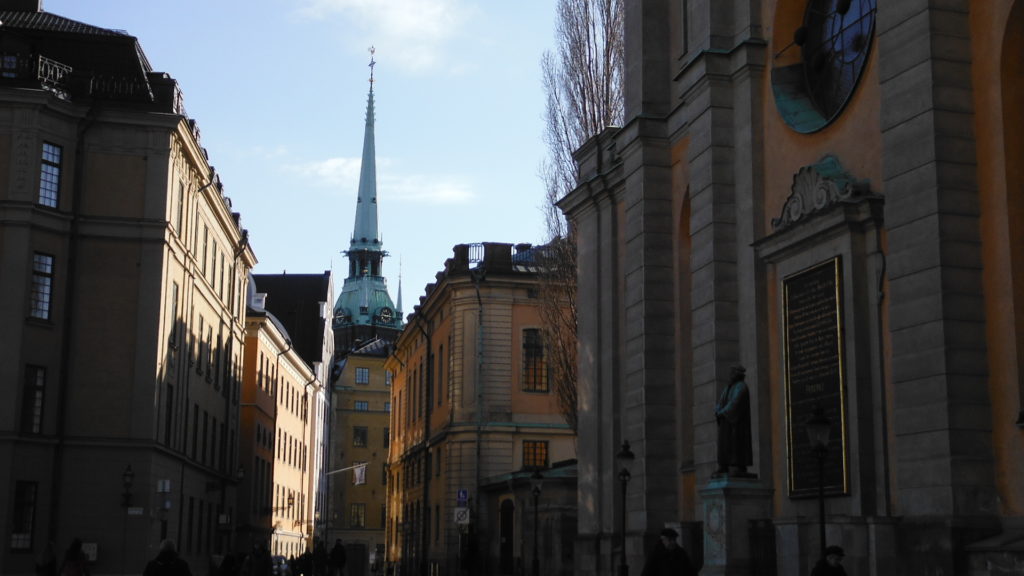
333,48 -> 402,352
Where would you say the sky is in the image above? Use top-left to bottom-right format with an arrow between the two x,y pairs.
45,0 -> 558,312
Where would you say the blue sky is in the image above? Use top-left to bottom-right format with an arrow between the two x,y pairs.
45,0 -> 556,311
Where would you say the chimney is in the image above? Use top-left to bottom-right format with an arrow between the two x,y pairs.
0,0 -> 43,11
251,293 -> 267,312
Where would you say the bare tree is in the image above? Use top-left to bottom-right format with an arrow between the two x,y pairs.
539,0 -> 623,431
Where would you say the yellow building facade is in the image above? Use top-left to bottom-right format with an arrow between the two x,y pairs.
330,339 -> 394,576
385,243 -> 577,576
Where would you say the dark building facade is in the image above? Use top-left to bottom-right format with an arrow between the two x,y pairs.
560,1 -> 1024,575
0,2 -> 255,574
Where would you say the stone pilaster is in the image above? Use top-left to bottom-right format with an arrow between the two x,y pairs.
878,0 -> 998,572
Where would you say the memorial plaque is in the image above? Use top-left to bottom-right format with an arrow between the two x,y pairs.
783,258 -> 848,497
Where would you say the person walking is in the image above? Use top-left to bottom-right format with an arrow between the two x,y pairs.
143,540 -> 192,576
36,541 -> 57,576
59,539 -> 89,576
328,540 -> 347,576
811,545 -> 848,576
640,528 -> 696,576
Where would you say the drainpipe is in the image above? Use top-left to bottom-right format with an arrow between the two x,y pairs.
49,102 -> 101,542
873,224 -> 891,516
302,371 -> 320,548
413,319 -> 432,573
468,265 -> 485,574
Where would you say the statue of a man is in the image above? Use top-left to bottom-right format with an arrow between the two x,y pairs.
715,364 -> 753,477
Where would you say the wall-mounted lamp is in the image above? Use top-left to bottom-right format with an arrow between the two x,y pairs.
121,465 -> 135,508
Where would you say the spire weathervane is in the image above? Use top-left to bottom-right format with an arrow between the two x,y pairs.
368,46 -> 376,87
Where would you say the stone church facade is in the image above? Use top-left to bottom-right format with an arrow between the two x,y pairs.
559,1 -> 1024,575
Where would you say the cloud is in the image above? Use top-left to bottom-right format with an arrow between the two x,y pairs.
286,157 -> 363,190
387,174 -> 474,204
286,157 -> 476,205
296,0 -> 474,73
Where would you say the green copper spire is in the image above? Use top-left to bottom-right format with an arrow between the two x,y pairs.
333,47 -> 401,331
351,49 -> 379,251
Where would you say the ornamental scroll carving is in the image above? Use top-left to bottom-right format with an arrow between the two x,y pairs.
771,155 -> 870,231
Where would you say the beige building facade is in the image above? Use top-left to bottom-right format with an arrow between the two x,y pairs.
385,243 -> 577,576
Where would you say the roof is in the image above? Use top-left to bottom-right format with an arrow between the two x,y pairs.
252,273 -> 332,368
0,10 -> 153,74
352,337 -> 390,357
0,10 -> 130,37
0,9 -> 167,106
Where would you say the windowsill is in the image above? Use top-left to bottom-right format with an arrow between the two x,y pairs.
25,316 -> 54,327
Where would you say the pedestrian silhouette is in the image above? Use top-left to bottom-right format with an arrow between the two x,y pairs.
59,539 -> 89,576
143,540 -> 192,576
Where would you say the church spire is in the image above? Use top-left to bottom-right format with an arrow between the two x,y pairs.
333,47 -> 402,334
350,46 -> 379,251
397,256 -> 404,317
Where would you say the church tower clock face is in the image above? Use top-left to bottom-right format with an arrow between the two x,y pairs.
771,0 -> 876,133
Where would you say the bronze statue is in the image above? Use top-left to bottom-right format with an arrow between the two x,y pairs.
715,365 -> 753,477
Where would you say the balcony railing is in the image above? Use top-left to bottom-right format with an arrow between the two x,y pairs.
1,53 -> 72,99
0,52 -> 156,104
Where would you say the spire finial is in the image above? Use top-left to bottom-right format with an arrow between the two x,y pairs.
368,46 -> 376,87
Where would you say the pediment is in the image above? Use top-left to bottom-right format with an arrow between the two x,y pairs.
771,155 -> 871,231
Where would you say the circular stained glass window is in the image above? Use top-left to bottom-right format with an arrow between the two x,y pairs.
772,0 -> 876,133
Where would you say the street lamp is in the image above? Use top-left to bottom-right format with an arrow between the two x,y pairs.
806,406 -> 831,559
530,469 -> 544,576
121,465 -> 135,508
616,440 -> 635,576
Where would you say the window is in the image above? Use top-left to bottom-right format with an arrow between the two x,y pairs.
385,370 -> 392,387
169,282 -> 179,345
10,481 -> 37,550
174,181 -> 184,232
383,427 -> 390,449
437,345 -> 444,406
384,401 -> 391,412
350,503 -> 366,528
355,367 -> 370,385
201,225 -> 209,275
21,365 -> 45,434
355,401 -> 369,411
353,426 -> 368,447
38,142 -> 61,208
29,253 -> 55,320
523,440 -> 549,470
522,329 -> 549,392
2,54 -> 18,78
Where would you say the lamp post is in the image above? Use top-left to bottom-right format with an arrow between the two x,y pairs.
530,470 -> 544,576
120,465 -> 135,576
806,406 -> 831,559
616,441 -> 635,576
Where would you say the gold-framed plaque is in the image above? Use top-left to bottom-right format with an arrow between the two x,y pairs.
783,257 -> 849,497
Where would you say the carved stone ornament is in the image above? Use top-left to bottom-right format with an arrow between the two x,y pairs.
771,155 -> 870,231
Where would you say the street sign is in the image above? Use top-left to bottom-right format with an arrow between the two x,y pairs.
457,488 -> 468,505
454,507 -> 470,525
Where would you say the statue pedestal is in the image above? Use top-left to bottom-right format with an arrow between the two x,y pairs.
699,477 -> 773,576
